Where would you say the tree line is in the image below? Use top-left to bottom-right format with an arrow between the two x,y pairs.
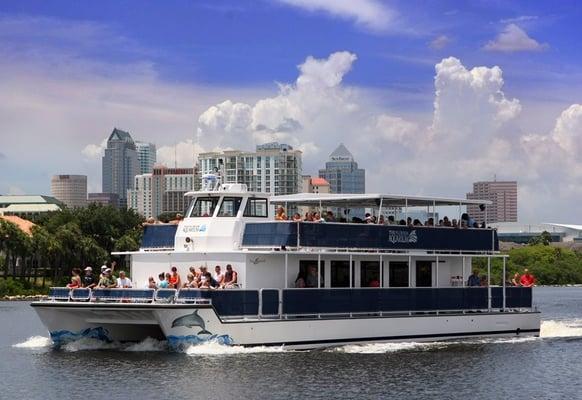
0,204 -> 144,295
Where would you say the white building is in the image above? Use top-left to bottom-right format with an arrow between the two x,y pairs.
490,222 -> 582,243
198,142 -> 302,195
128,166 -> 195,218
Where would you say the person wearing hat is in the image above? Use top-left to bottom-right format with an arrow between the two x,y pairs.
82,266 -> 96,289
97,268 -> 117,288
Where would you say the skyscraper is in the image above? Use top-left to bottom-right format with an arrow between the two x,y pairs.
318,143 -> 365,194
51,174 -> 87,208
102,128 -> 139,208
466,180 -> 518,224
197,142 -> 302,195
136,141 -> 157,174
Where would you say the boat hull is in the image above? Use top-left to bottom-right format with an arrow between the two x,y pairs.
31,302 -> 541,350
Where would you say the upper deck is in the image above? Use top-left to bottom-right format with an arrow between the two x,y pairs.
135,181 -> 498,255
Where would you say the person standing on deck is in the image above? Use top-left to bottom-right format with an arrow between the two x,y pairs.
520,269 -> 536,287
467,269 -> 481,287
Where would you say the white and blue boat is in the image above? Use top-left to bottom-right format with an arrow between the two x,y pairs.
32,175 -> 540,350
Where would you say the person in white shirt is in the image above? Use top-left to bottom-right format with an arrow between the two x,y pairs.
117,270 -> 133,288
213,265 -> 224,287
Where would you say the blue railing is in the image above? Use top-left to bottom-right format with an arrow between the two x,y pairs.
241,222 -> 499,252
45,286 -> 532,317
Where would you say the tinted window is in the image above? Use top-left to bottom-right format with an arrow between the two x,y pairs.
189,197 -> 219,217
361,261 -> 381,287
243,198 -> 268,218
331,261 -> 355,288
217,197 -> 242,217
389,262 -> 409,287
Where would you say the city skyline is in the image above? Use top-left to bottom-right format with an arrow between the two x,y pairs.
1,1 -> 582,222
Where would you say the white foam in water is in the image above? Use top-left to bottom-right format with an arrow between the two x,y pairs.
332,341 -> 446,354
62,338 -> 121,352
540,319 -> 582,338
185,341 -> 287,355
124,337 -> 167,352
12,336 -> 52,349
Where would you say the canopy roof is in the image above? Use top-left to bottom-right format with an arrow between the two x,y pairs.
270,193 -> 492,208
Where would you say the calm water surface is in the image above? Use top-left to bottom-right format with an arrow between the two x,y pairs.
2,287 -> 582,400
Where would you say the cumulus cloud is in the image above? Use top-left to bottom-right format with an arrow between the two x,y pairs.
484,24 -> 547,53
157,140 -> 200,168
276,0 -> 395,32
429,35 -> 451,50
81,138 -> 107,160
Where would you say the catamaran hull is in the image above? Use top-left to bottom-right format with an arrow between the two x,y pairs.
31,303 -> 541,350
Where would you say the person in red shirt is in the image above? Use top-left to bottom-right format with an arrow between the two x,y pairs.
520,268 -> 535,287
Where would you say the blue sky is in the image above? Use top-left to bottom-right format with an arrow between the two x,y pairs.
1,0 -> 582,221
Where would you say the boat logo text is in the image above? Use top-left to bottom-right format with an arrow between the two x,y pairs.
388,230 -> 418,244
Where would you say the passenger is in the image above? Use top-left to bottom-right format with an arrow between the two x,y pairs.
460,213 -> 469,228
388,215 -> 395,225
480,275 -> 488,287
325,211 -> 335,222
99,264 -> 108,280
413,219 -> 422,226
364,213 -> 373,224
116,270 -> 133,288
168,266 -> 181,288
97,268 -> 117,288
379,215 -> 385,225
213,265 -> 225,287
158,272 -> 169,288
146,276 -> 157,289
313,212 -> 325,223
305,265 -> 319,288
275,206 -> 288,221
199,272 -> 213,289
511,272 -> 521,286
520,269 -> 536,287
82,266 -> 96,289
294,271 -> 306,288
407,217 -> 412,226
398,219 -> 406,225
67,268 -> 82,289
223,264 -> 238,288
183,273 -> 197,288
443,216 -> 451,227
304,212 -> 313,222
452,219 -> 459,228
467,269 -> 481,287
438,219 -> 443,226
292,213 -> 302,222
427,217 -> 434,227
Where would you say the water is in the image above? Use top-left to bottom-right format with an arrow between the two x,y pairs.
3,287 -> 582,399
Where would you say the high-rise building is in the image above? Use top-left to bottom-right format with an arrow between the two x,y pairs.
136,141 -> 157,174
128,166 -> 196,218
466,180 -> 518,224
102,128 -> 139,208
50,174 -> 87,208
318,143 -> 365,194
197,142 -> 302,195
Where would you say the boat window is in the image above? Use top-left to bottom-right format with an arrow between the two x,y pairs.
389,262 -> 409,287
298,260 -> 324,288
361,261 -> 381,288
217,197 -> 243,217
331,261 -> 355,288
243,198 -> 268,218
189,197 -> 219,217
416,261 -> 433,287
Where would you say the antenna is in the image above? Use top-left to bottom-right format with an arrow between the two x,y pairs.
174,142 -> 177,168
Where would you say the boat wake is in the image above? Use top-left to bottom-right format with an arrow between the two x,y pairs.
13,319 -> 582,354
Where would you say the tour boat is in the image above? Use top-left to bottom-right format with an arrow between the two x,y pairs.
31,174 -> 540,350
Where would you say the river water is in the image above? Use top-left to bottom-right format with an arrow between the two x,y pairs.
2,287 -> 582,400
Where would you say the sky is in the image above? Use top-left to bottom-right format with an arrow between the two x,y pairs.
1,0 -> 582,222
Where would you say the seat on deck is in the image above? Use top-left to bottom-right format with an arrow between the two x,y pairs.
176,289 -> 212,304
48,287 -> 71,301
155,289 -> 177,303
70,288 -> 91,302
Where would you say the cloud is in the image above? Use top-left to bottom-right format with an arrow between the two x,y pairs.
8,186 -> 25,195
499,16 -> 538,24
276,0 -> 396,32
81,138 -> 107,160
157,139 -> 200,168
429,35 -> 451,50
484,24 -> 548,53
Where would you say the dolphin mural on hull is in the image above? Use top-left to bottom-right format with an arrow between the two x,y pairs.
171,310 -> 212,335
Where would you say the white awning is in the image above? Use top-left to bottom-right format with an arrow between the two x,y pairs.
269,193 -> 492,208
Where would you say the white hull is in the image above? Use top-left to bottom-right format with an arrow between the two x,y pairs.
32,303 -> 541,350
